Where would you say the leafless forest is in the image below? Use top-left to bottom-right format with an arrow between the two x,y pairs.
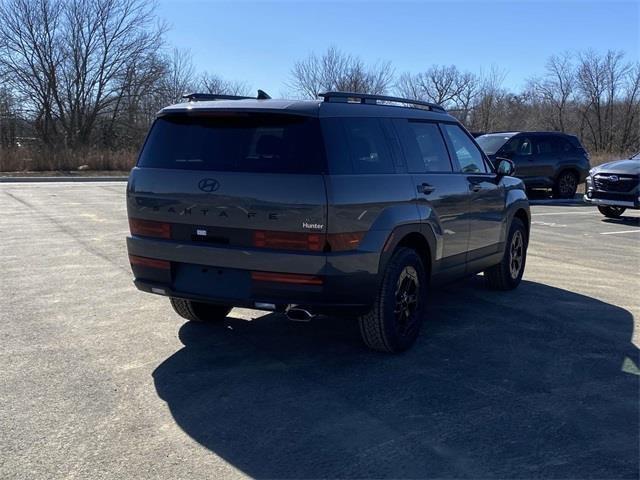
1,0 -> 638,171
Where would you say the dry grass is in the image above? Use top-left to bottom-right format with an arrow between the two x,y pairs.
0,147 -> 635,173
0,147 -> 137,172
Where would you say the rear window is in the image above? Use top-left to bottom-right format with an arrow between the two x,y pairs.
137,114 -> 325,174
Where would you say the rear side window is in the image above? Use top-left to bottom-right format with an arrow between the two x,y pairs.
536,136 -> 572,154
321,118 -> 394,174
394,120 -> 452,172
137,114 -> 325,174
441,123 -> 488,173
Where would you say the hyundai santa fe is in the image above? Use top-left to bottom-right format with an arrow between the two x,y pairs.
126,90 -> 530,352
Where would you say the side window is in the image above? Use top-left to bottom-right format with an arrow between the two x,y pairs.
554,137 -> 573,152
536,136 -> 569,154
504,136 -> 532,156
441,123 -> 488,173
395,119 -> 452,172
341,118 -> 394,174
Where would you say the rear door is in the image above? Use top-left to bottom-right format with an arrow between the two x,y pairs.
531,135 -> 565,181
440,123 -> 505,261
393,118 -> 470,266
128,112 -> 328,247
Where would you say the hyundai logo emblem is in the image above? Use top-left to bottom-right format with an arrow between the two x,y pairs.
198,178 -> 220,193
608,175 -> 619,182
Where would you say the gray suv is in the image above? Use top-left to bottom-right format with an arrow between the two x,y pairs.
126,91 -> 530,352
476,131 -> 590,198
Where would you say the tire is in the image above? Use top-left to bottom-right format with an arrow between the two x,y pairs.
553,170 -> 578,199
484,218 -> 527,291
358,247 -> 428,353
169,297 -> 232,322
598,205 -> 626,218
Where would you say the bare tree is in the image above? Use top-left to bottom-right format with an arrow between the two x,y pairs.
199,72 -> 251,96
397,65 -> 476,106
576,50 -> 631,152
469,66 -> 508,133
528,52 -> 576,132
287,46 -> 394,98
0,0 -> 165,148
160,48 -> 198,103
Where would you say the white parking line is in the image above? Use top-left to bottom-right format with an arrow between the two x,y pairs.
600,229 -> 640,235
531,211 -> 596,216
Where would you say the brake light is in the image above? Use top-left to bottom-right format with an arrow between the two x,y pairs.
253,230 -> 323,251
129,218 -> 171,239
251,271 -> 323,285
129,255 -> 170,270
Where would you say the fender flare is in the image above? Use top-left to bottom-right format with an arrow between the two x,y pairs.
377,223 -> 436,279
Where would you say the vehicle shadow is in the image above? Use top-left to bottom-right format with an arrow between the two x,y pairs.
152,278 -> 639,479
601,216 -> 640,226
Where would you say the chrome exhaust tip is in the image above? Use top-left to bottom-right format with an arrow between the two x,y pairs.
285,306 -> 314,322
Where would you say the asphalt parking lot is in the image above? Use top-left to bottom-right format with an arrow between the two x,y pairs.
1,182 -> 638,479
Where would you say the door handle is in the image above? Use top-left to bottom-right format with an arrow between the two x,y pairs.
470,184 -> 482,192
417,183 -> 436,195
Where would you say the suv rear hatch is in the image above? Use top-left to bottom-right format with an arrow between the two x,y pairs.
127,111 -> 328,251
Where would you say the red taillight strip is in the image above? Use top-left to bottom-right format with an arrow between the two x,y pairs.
129,218 -> 171,239
251,271 -> 323,285
129,255 -> 170,270
253,230 -> 323,251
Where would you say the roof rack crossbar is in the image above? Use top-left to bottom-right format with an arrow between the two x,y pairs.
318,91 -> 446,112
182,89 -> 271,102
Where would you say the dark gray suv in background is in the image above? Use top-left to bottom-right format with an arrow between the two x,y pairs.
127,91 -> 530,352
477,131 -> 590,198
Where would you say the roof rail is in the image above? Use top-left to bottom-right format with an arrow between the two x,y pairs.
318,91 -> 446,112
182,89 -> 272,102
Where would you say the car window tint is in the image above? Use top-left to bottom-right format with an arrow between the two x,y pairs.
441,123 -> 487,173
138,114 -> 326,173
396,120 -> 452,172
537,136 -> 571,154
504,136 -> 532,155
341,118 -> 394,174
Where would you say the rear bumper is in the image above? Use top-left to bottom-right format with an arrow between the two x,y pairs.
126,236 -> 381,308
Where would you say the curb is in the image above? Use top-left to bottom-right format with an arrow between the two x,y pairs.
0,176 -> 128,183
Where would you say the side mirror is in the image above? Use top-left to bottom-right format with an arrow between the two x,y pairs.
495,157 -> 515,176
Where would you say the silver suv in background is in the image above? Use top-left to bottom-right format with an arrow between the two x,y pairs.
584,152 -> 640,217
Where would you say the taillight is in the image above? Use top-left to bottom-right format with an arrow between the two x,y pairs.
129,218 -> 171,239
253,230 -> 323,251
251,230 -> 365,252
327,232 -> 365,251
251,271 -> 323,285
129,255 -> 170,270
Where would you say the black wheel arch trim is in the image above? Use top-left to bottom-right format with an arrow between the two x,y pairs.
377,224 -> 435,285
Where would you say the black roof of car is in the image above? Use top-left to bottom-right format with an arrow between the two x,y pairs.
159,91 -> 454,121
